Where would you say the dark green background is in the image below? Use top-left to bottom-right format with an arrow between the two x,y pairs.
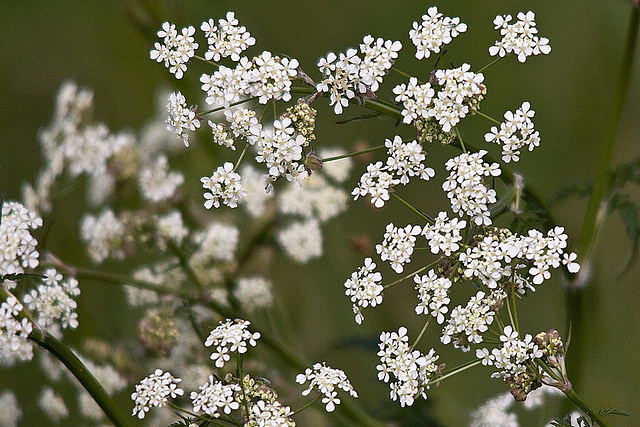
1,1 -> 639,425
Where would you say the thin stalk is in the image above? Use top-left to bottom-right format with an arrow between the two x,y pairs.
505,289 -> 516,332
454,126 -> 467,153
320,145 -> 385,162
391,67 -> 423,84
391,193 -> 434,224
564,388 -> 610,427
166,239 -> 205,295
292,394 -> 322,415
167,402 -> 232,426
194,54 -> 220,68
384,259 -> 440,290
200,97 -> 258,115
426,359 -> 482,386
510,283 -> 520,334
471,108 -> 502,125
411,317 -> 431,350
477,56 -> 505,73
236,354 -> 251,422
233,143 -> 250,173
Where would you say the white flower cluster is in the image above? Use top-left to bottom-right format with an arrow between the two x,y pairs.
201,162 -> 247,209
393,77 -> 435,125
414,270 -> 452,324
384,135 -> 435,184
80,209 -> 125,264
317,35 -> 402,114
190,375 -> 241,417
209,121 -> 236,150
443,150 -> 501,226
296,362 -> 358,412
319,148 -> 353,184
344,257 -> 383,324
204,319 -> 261,368
248,400 -> 295,426
0,296 -> 34,366
200,51 -> 298,107
277,174 -> 348,222
460,227 -> 580,289
167,91 -> 201,147
409,6 -> 467,60
484,102 -> 540,162
39,387 -> 68,422
234,276 -> 273,313
191,222 -> 240,264
23,268 -> 80,331
131,369 -> 184,419
0,390 -> 21,426
150,22 -> 198,79
476,325 -> 543,380
157,210 -> 189,246
201,12 -> 256,62
352,161 -> 400,208
225,108 -> 259,142
0,201 -> 42,276
441,290 -> 499,351
490,11 -> 551,63
432,64 -> 485,132
138,155 -> 184,202
238,164 -> 274,217
376,223 -> 422,273
276,219 -> 323,263
253,117 -> 307,182
377,327 -> 440,407
422,211 -> 466,256
469,392 -> 519,427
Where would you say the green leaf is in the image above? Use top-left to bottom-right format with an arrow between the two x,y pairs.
611,197 -> 640,276
552,179 -> 593,204
0,272 -> 46,284
613,156 -> 640,186
598,407 -> 635,417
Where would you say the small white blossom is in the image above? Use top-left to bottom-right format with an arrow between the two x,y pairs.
234,277 -> 273,313
490,12 -> 551,63
441,291 -> 499,351
385,136 -> 435,184
0,201 -> 42,276
23,268 -> 80,331
414,270 -> 451,324
204,319 -> 261,368
248,400 -> 295,426
410,7 -> 467,60
276,219 -> 323,263
484,102 -> 540,162
201,12 -> 256,62
344,258 -> 383,324
201,162 -> 247,209
131,369 -> 183,419
150,22 -> 199,79
296,362 -> 358,412
476,325 -> 543,380
352,161 -> 400,208
0,296 -> 34,366
208,121 -> 235,150
138,155 -> 184,202
167,91 -> 201,147
39,387 -> 68,422
80,209 -> 125,263
0,390 -> 21,427
190,376 -> 241,416
423,211 -> 466,256
376,223 -> 422,273
469,392 -> 518,427
431,64 -> 485,132
191,222 -> 240,264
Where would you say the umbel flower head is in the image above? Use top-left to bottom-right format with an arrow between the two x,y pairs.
204,319 -> 261,368
131,369 -> 183,419
296,362 -> 358,412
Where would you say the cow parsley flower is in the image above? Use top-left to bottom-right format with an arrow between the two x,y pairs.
384,135 -> 435,184
39,387 -> 68,422
248,400 -> 295,426
252,118 -> 307,182
191,222 -> 239,264
167,91 -> 201,147
414,270 -> 452,324
296,362 -> 358,412
150,22 -> 198,79
352,161 -> 400,208
204,319 -> 260,368
0,296 -> 34,366
344,257 -> 383,324
190,376 -> 241,416
484,102 -> 540,162
431,64 -> 485,132
234,277 -> 273,313
0,390 -> 21,426
22,268 -> 80,331
201,162 -> 247,209
490,12 -> 551,63
238,164 -> 274,217
469,392 -> 518,427
209,121 -> 236,150
138,155 -> 184,202
441,290 -> 499,351
0,201 -> 42,276
131,369 -> 184,419
410,7 -> 467,60
476,325 -> 543,381
201,12 -> 256,62
80,209 -> 125,263
393,77 -> 435,125
376,223 -> 422,273
422,211 -> 466,256
276,219 -> 323,263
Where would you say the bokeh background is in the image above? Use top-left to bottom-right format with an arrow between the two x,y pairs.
1,0 -> 639,425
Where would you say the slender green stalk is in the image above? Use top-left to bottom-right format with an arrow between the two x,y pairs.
454,126 -> 467,153
510,283 -> 519,334
476,56 -> 505,73
411,317 -> 431,350
384,259 -> 440,290
236,354 -> 251,422
292,394 -> 322,415
200,97 -> 258,116
471,108 -> 502,125
233,143 -> 250,173
391,193 -> 434,223
320,145 -> 385,162
166,239 -> 205,295
391,67 -> 424,84
505,289 -> 516,333
194,54 -> 220,68
426,359 -> 482,386
564,388 -> 610,427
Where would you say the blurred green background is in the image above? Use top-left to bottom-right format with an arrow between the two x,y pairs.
1,0 -> 639,425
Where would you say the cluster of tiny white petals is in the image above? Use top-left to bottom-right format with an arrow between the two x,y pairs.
190,376 -> 241,416
296,362 -> 358,412
224,108 -> 259,142
0,201 -> 42,276
252,118 -> 307,182
131,369 -> 184,419
201,12 -> 256,62
22,268 -> 80,331
484,102 -> 540,162
441,290 -> 498,351
39,387 -> 68,422
376,223 -> 422,273
469,392 -> 518,427
476,325 -> 543,380
393,77 -> 435,125
80,209 -> 125,263
204,319 -> 261,368
490,12 -> 551,63
376,327 -> 440,407
167,91 -> 201,147
344,257 -> 383,324
191,222 -> 239,264
208,121 -> 236,150
138,155 -> 184,202
248,400 -> 295,426
234,276 -> 273,313
238,164 -> 274,217
352,161 -> 400,208
276,219 -> 323,263
0,390 -> 22,426
157,210 -> 188,246
277,174 -> 348,222
413,270 -> 452,324
443,150 -> 501,226
200,52 -> 298,108
384,135 -> 435,184
432,64 -> 485,132
460,233 -> 511,289
150,22 -> 198,79
0,296 -> 34,366
422,211 -> 466,256
201,162 -> 247,209
410,7 -> 467,60
317,35 -> 401,114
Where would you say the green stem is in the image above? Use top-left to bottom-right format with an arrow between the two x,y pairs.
411,317 -> 431,350
391,67 -> 423,84
292,394 -> 322,415
471,108 -> 502,125
200,97 -> 258,116
476,56 -> 505,73
391,193 -> 434,224
454,126 -> 467,153
510,282 -> 519,334
320,145 -> 385,162
426,359 -> 482,386
233,143 -> 250,173
194,54 -> 220,68
236,353 -> 251,422
383,259 -> 440,290
166,239 -> 205,296
564,388 -> 610,427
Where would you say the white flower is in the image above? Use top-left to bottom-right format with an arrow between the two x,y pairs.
39,387 -> 68,422
489,12 -> 551,63
344,258 -> 383,324
0,296 -> 34,366
80,209 -> 125,263
167,91 -> 201,147
238,164 -> 274,217
201,12 -> 256,62
248,400 -> 295,426
441,291 -> 498,351
484,102 -> 540,163
150,22 -> 199,79
138,155 -> 184,202
276,219 -> 323,263
204,319 -> 261,368
384,135 -> 435,185
352,161 -> 400,208
423,211 -> 466,256
469,392 -> 518,427
0,201 -> 42,276
208,121 -> 235,150
392,77 -> 435,125
0,390 -> 21,427
131,369 -> 184,419
234,277 -> 273,313
376,223 -> 422,273
22,268 -> 80,331
201,162 -> 247,209
191,222 -> 240,264
190,376 -> 241,416
410,7 -> 467,60
414,270 -> 451,324
296,362 -> 358,412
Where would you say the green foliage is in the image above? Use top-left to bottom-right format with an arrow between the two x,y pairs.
608,193 -> 640,275
550,413 -> 592,426
597,407 -> 634,417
